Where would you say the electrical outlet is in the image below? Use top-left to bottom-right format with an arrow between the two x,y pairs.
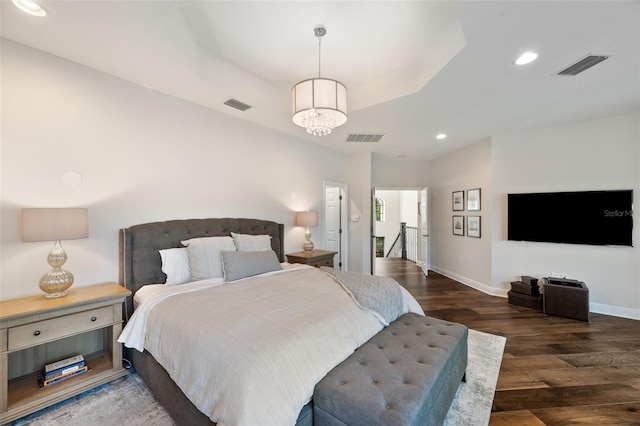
551,272 -> 562,278
458,257 -> 462,265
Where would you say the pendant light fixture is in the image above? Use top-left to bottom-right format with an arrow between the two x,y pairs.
12,0 -> 48,17
292,26 -> 347,136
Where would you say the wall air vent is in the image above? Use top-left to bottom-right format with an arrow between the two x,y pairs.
346,134 -> 385,143
556,54 -> 610,76
224,99 -> 252,111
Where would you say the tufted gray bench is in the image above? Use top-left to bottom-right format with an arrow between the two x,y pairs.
313,313 -> 468,426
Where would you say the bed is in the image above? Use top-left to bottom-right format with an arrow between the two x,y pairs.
118,217 -> 424,425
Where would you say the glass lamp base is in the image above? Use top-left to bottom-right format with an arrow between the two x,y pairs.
303,227 -> 314,252
39,269 -> 74,298
43,291 -> 68,299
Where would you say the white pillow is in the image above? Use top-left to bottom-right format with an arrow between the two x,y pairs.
181,236 -> 236,281
231,232 -> 272,252
159,247 -> 191,285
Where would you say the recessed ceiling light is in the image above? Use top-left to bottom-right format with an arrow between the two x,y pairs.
12,0 -> 48,17
436,133 -> 447,140
515,52 -> 538,65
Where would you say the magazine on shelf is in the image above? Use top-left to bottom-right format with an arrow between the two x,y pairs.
44,354 -> 85,379
39,364 -> 91,389
44,362 -> 86,381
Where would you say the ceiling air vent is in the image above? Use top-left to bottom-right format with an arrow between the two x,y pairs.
556,54 -> 610,76
224,99 -> 252,111
346,134 -> 385,143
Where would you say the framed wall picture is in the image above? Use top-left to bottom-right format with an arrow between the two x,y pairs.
453,215 -> 464,236
467,216 -> 481,238
467,188 -> 481,211
452,191 -> 464,211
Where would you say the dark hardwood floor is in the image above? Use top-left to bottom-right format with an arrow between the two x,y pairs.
375,258 -> 640,425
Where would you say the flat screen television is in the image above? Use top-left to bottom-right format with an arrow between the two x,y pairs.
507,190 -> 633,246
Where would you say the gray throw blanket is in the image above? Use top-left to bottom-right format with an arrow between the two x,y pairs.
321,267 -> 403,325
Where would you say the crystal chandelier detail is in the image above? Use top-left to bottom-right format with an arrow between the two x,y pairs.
292,26 -> 347,136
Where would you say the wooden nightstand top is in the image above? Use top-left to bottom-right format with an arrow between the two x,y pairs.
286,250 -> 338,268
0,283 -> 130,322
286,250 -> 337,261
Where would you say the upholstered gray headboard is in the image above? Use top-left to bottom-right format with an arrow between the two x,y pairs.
119,218 -> 285,319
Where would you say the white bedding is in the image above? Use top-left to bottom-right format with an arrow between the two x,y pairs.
118,264 -> 423,425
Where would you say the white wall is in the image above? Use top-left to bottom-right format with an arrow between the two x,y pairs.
430,138 -> 493,293
347,152 -> 372,273
399,191 -> 419,228
0,40 -> 353,300
372,154 -> 430,188
492,112 -> 640,319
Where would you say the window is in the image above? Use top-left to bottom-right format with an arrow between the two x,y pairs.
375,197 -> 385,222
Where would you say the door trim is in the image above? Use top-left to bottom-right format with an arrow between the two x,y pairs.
323,181 -> 348,271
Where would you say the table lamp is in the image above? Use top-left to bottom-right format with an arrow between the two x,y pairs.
295,211 -> 318,252
21,208 -> 89,298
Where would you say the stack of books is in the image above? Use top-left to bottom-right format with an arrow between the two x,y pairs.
38,354 -> 89,389
507,275 -> 542,310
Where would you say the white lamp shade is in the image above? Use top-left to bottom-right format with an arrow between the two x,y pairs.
295,211 -> 318,227
292,78 -> 347,135
292,79 -> 347,118
21,208 -> 89,242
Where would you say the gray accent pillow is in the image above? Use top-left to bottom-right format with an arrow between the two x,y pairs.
221,250 -> 283,282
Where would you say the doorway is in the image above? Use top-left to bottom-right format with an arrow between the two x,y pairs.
372,187 -> 429,276
323,181 -> 348,270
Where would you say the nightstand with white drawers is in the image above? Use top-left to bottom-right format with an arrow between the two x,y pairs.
0,282 -> 131,424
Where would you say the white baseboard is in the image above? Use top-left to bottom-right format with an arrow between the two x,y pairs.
430,266 -> 640,321
430,266 -> 508,298
590,303 -> 640,320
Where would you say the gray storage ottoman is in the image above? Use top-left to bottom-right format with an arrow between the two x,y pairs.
314,313 -> 468,426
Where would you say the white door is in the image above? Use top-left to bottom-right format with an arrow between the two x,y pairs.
371,187 -> 377,275
324,184 -> 344,269
419,187 -> 429,276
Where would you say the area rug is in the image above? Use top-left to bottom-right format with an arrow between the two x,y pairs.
14,329 -> 505,425
444,329 -> 506,426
